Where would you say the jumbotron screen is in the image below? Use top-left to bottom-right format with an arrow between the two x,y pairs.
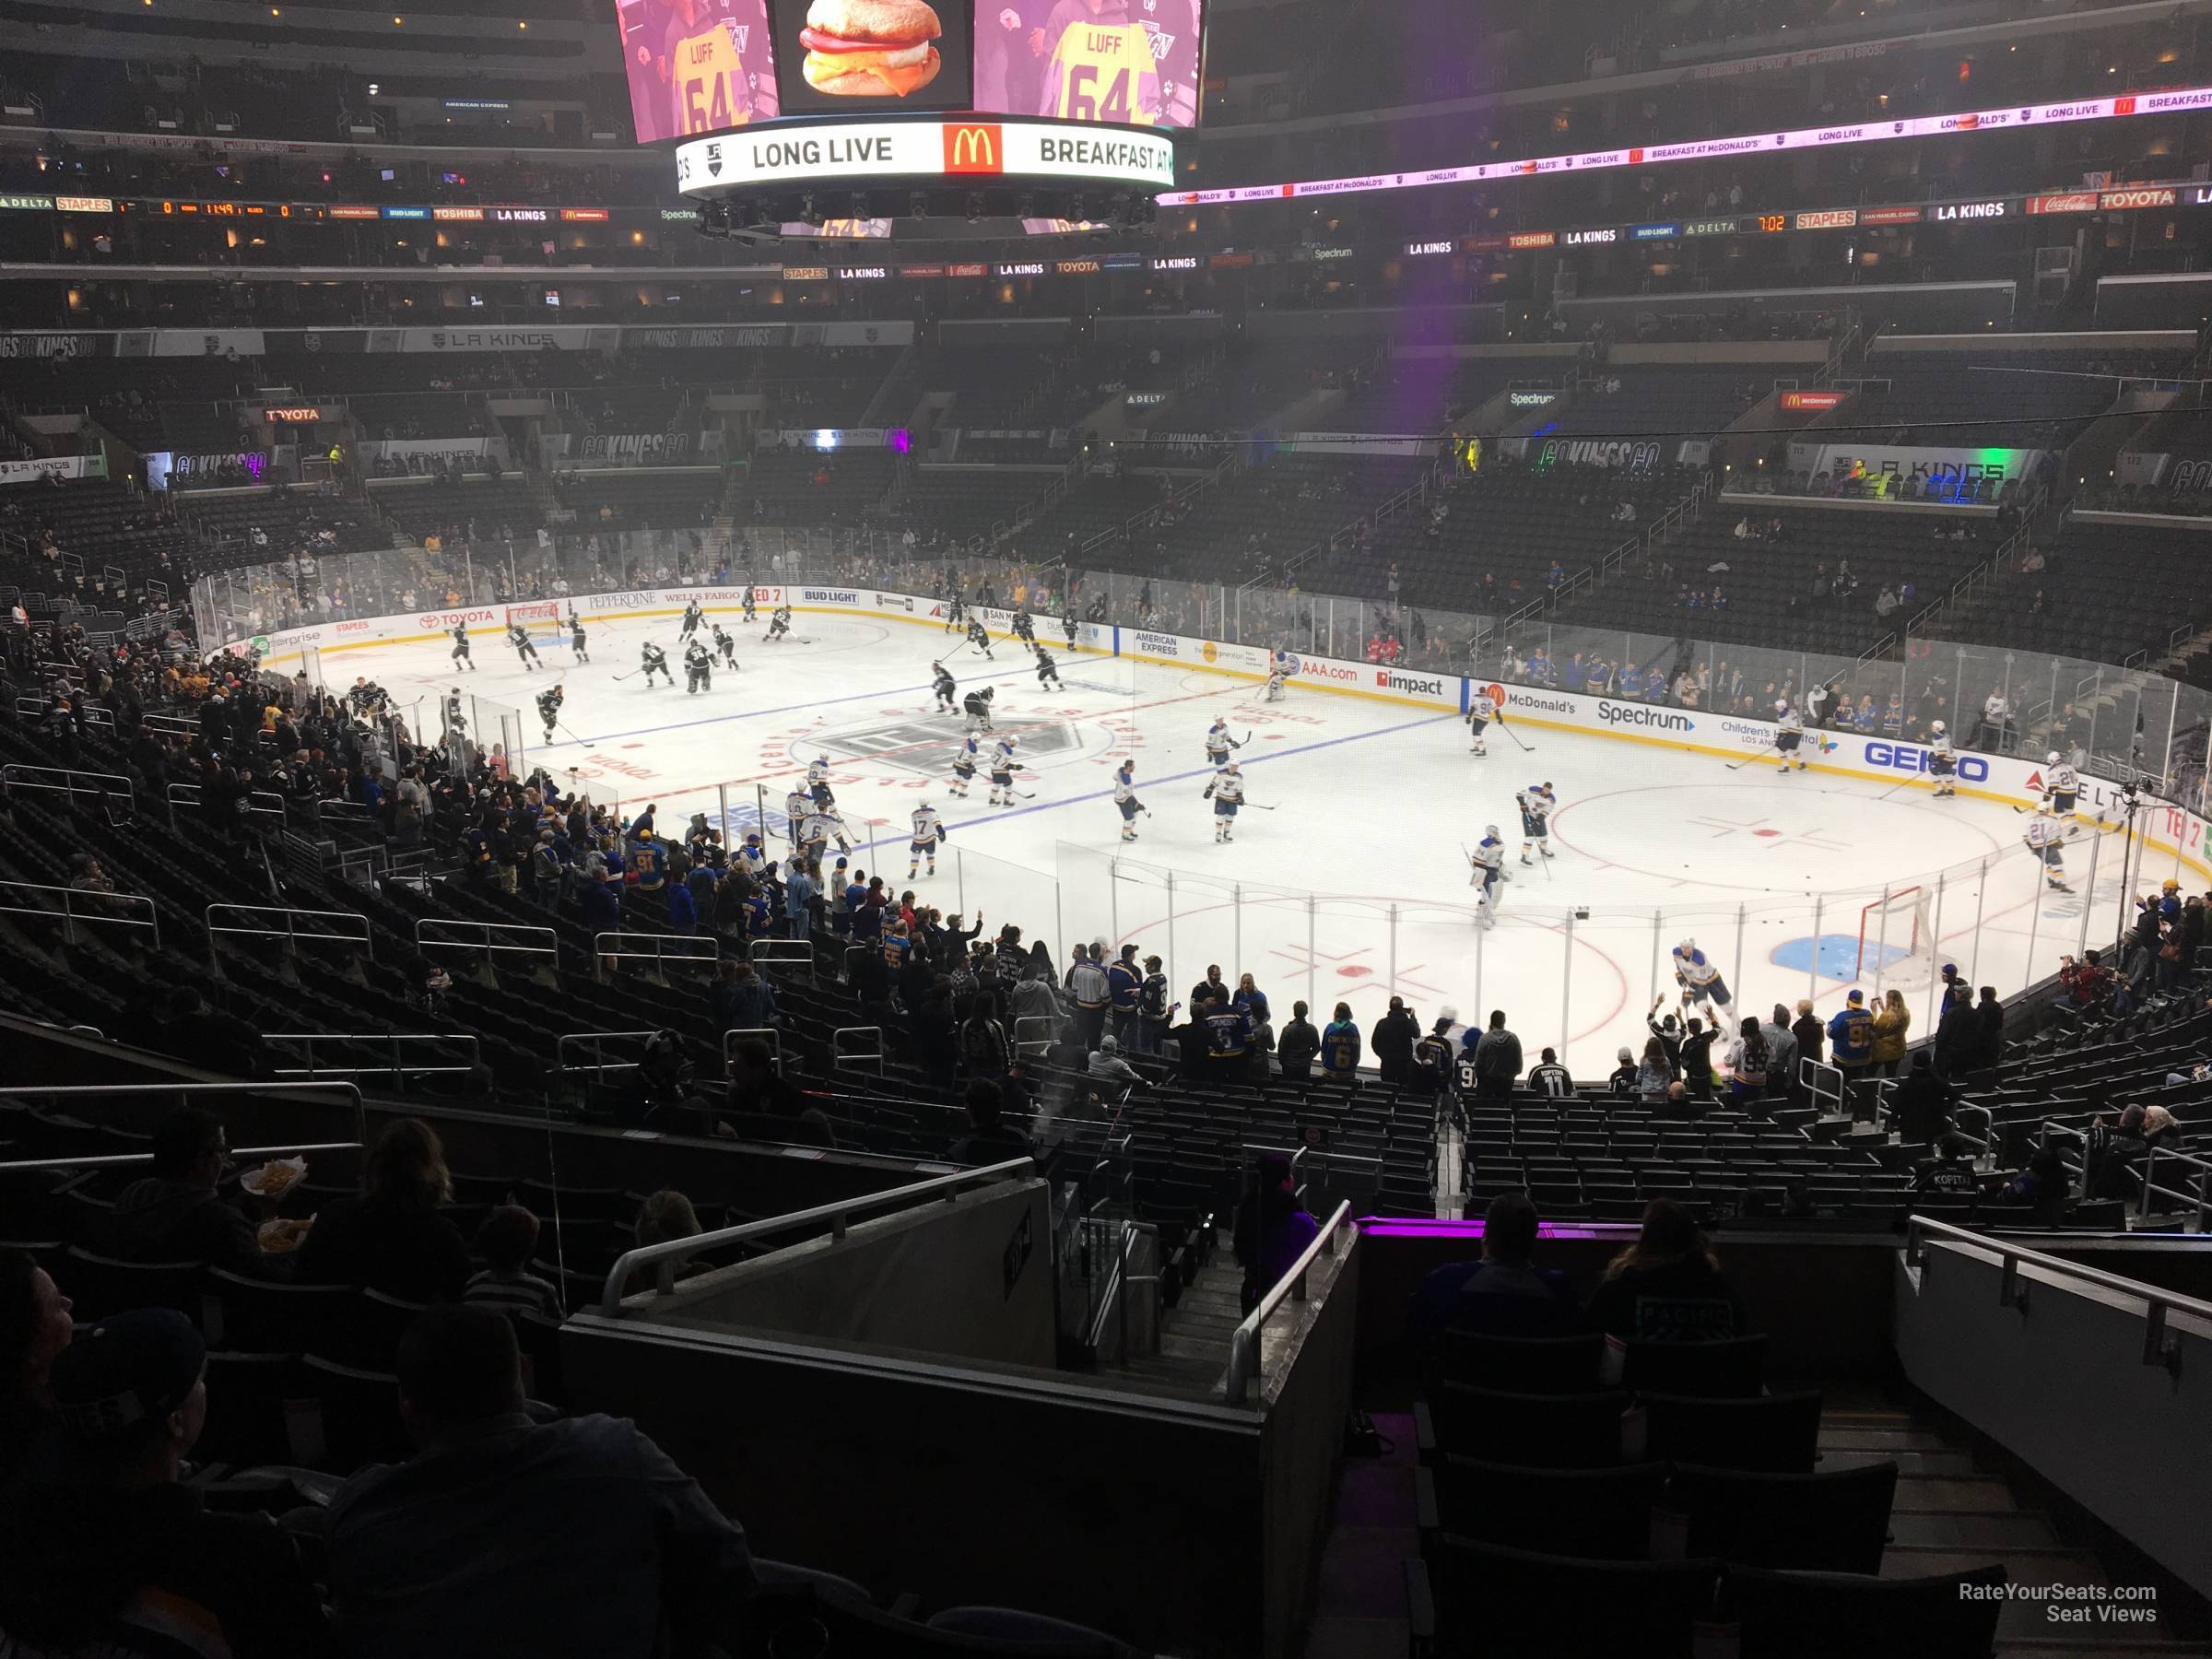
619,0 -> 1205,145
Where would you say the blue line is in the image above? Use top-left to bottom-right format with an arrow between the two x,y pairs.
532,661 -> 1029,756
844,708 -> 1460,855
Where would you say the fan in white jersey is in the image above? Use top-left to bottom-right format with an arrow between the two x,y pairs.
908,803 -> 947,878
1516,782 -> 1557,865
1466,689 -> 1500,756
2024,806 -> 2073,891
1773,700 -> 1806,772
735,832 -> 768,877
1205,760 -> 1244,842
1927,721 -> 1958,798
1112,759 -> 1146,841
1672,938 -> 1734,1022
2041,751 -> 2079,816
1468,826 -> 1506,927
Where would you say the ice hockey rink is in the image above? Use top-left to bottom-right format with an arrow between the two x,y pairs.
337,608 -> 2151,1078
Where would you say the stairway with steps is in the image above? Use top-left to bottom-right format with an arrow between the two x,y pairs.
1120,1253 -> 1243,1396
1295,1392 -> 2207,1659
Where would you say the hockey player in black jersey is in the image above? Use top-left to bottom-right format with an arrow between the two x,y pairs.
640,641 -> 673,688
536,684 -> 564,742
684,639 -> 712,694
931,661 -> 958,712
1033,644 -> 1064,691
568,613 -> 590,663
679,599 -> 704,641
507,622 -> 542,671
765,604 -> 793,643
962,685 -> 995,731
741,585 -> 759,623
965,618 -> 993,659
1010,607 -> 1035,646
712,623 -> 738,671
450,623 -> 476,671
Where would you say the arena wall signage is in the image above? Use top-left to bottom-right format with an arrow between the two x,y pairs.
1783,442 -> 2044,486
675,120 -> 1176,194
218,585 -> 2210,884
0,453 -> 105,484
1163,83 -> 2212,207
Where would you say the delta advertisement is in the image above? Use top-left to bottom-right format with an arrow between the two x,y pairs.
220,584 -> 2209,880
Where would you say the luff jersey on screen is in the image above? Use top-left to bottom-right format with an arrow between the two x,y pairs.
668,8 -> 766,135
1037,0 -> 1164,124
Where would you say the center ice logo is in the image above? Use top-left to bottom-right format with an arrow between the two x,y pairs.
810,713 -> 1082,779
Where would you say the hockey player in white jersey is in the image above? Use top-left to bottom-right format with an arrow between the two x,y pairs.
2024,806 -> 2074,892
908,802 -> 947,878
1774,700 -> 1806,772
2041,752 -> 2080,817
1516,782 -> 1558,865
1112,759 -> 1145,841
783,786 -> 811,850
1265,652 -> 1290,703
1928,721 -> 1958,798
1468,827 -> 1506,927
1205,759 -> 1244,843
950,734 -> 980,798
806,756 -> 832,796
988,735 -> 1020,806
1466,688 -> 1499,755
1672,938 -> 1734,1023
1204,718 -> 1241,767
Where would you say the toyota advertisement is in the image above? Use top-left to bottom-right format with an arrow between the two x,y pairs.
621,0 -> 1203,142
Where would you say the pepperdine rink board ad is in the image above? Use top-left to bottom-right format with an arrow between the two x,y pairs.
228,582 -> 2212,878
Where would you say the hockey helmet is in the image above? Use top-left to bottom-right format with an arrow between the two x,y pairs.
1486,824 -> 1500,838
1223,760 -> 1239,772
1930,720 -> 1945,735
1775,699 -> 1788,713
2046,750 -> 2061,765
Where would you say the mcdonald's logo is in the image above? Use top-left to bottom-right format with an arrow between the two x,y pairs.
943,123 -> 1004,175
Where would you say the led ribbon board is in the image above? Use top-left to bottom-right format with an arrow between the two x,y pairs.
677,119 -> 1176,193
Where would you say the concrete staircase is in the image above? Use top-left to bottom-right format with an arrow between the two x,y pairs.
1818,1401 -> 2207,1656
1121,1251 -> 1241,1396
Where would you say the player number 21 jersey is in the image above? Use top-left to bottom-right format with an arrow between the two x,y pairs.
1041,22 -> 1162,124
675,18 -> 760,137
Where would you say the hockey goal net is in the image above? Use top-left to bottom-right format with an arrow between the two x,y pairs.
505,601 -> 565,642
1854,886 -> 1936,987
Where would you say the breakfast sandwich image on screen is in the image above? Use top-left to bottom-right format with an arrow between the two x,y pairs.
799,0 -> 944,96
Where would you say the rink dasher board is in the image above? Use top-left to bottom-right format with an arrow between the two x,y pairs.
225,585 -> 2212,886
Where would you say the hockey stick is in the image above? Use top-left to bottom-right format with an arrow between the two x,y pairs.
1725,747 -> 1780,771
1241,802 -> 1278,811
557,719 -> 594,750
1237,728 -> 1253,747
1499,721 -> 1536,754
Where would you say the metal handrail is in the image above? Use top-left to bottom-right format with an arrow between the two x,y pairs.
0,879 -> 160,947
0,1081 -> 367,1146
593,931 -> 719,967
554,1030 -> 659,1077
0,763 -> 134,806
263,1031 -> 481,1083
832,1025 -> 885,1074
0,1140 -> 363,1174
720,1027 -> 785,1077
595,1156 -> 1036,1312
1225,1199 -> 1354,1406
1904,1214 -> 2212,1369
2141,1143 -> 2212,1230
206,903 -> 371,964
416,917 -> 557,959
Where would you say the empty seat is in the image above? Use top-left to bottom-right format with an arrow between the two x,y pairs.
1621,1334 -> 1769,1399
1732,1564 -> 2007,1659
1432,1330 -> 1605,1394
1641,1390 -> 1824,1474
204,1268 -> 356,1356
62,1246 -> 203,1323
1419,1455 -> 1669,1561
1413,1535 -> 1723,1659
299,1355 -> 407,1473
1676,1461 -> 1899,1573
1424,1383 -> 1630,1469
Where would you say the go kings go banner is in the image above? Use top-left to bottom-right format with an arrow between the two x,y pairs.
618,0 -> 1204,146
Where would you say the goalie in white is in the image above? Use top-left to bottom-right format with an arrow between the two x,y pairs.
1265,651 -> 1290,702
1672,938 -> 1734,1023
1468,827 -> 1506,927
